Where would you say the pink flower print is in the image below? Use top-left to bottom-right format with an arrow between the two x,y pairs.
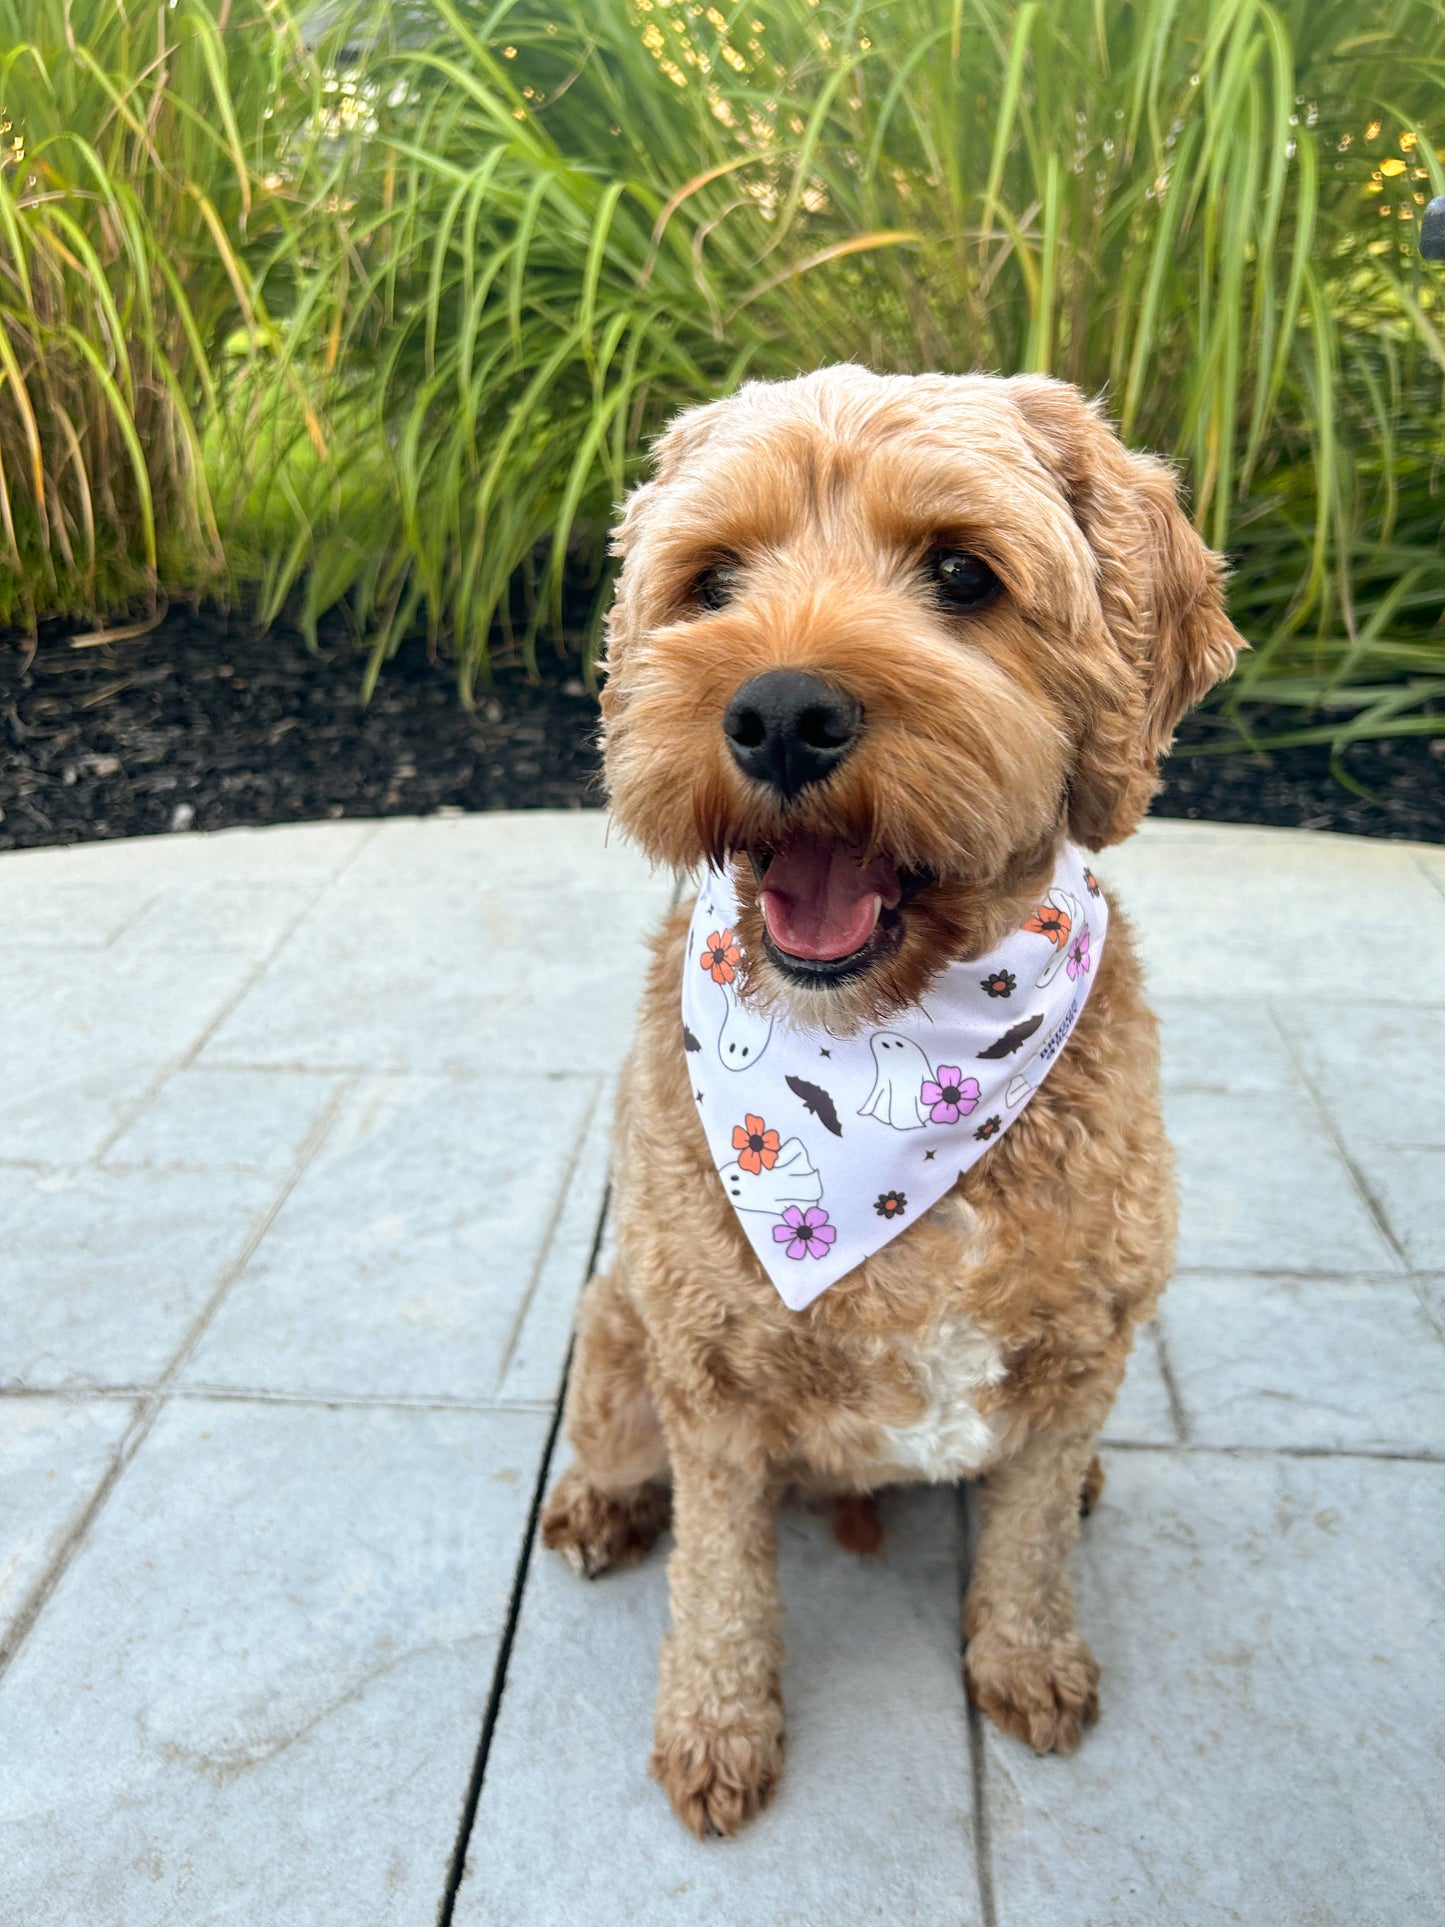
920,1066 -> 980,1125
1066,926 -> 1092,981
772,1205 -> 836,1261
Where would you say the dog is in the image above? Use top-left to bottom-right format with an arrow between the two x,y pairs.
541,365 -> 1241,1837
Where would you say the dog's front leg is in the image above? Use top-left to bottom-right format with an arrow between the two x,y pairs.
963,1425 -> 1101,1755
650,1440 -> 784,1837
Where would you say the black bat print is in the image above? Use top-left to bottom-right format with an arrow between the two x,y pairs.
785,1074 -> 843,1138
682,1022 -> 702,1052
977,1013 -> 1044,1059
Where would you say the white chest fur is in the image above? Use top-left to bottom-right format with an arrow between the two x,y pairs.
880,1313 -> 1007,1479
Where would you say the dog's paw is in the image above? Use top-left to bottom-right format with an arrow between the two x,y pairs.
650,1708 -> 785,1838
540,1466 -> 670,1579
965,1626 -> 1100,1755
1079,1452 -> 1106,1518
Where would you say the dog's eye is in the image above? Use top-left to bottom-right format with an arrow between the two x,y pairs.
693,561 -> 741,612
930,550 -> 1000,611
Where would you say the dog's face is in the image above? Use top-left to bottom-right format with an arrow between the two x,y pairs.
602,367 -> 1241,1029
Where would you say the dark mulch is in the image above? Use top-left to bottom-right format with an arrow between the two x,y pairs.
2,608 -> 1441,850
0,609 -> 602,850
1153,709 -> 1444,842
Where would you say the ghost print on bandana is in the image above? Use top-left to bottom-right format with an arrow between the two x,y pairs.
683,842 -> 1109,1312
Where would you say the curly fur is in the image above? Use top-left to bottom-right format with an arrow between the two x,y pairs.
541,365 -> 1242,1836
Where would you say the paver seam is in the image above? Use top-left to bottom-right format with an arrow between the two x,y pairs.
1414,851 -> 1445,907
1147,1319 -> 1190,1443
434,1194 -> 610,1927
1266,1002 -> 1411,1272
1412,1280 -> 1445,1346
493,1075 -> 605,1393
103,890 -> 161,949
434,1342 -> 573,1927
1169,1263 -> 1436,1282
1155,992 -> 1445,1015
0,1230 -> 1428,1287
86,822 -> 382,1162
1096,1438 -> 1445,1464
959,1483 -> 998,1927
0,1384 -> 562,1413
7,1384 -> 1433,1460
0,1077 -> 352,1683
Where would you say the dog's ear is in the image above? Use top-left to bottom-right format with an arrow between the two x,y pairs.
1004,377 -> 1244,848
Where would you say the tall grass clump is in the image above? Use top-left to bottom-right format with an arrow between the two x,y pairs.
0,0 -> 349,628
2,0 -> 1442,745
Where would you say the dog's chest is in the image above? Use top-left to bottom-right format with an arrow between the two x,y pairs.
876,1311 -> 1008,1478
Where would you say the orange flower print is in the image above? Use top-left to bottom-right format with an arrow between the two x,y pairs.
732,1113 -> 780,1175
700,928 -> 741,985
1023,902 -> 1071,949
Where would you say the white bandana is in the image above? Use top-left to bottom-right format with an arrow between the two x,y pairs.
683,843 -> 1107,1310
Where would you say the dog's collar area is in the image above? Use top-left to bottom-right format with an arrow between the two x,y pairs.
684,841 -> 1108,1312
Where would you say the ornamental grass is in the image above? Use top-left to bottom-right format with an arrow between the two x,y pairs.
0,0 -> 1441,745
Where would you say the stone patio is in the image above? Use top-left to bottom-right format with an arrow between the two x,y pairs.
1,812 -> 1441,1926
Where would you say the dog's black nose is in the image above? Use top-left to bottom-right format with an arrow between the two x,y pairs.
722,670 -> 863,799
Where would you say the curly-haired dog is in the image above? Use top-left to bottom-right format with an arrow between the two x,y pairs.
542,366 -> 1241,1837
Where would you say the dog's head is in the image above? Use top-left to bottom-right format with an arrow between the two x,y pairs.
602,366 -> 1241,1029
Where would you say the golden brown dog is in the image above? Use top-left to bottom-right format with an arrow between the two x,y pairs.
542,365 -> 1241,1837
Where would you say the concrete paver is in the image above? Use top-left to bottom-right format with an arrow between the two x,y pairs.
0,1400 -> 549,1927
984,1451 -> 1445,1927
495,1076 -> 617,1408
0,944 -> 267,1163
1350,1146 -> 1445,1270
180,1071 -> 605,1403
1165,1084 -> 1399,1275
456,1483 -> 982,1927
1272,1000 -> 1445,1150
1101,1324 -> 1179,1446
0,1165 -> 277,1389
1100,822 -> 1445,1002
198,816 -> 672,1075
1,813 -> 1440,1926
1153,993 -> 1298,1095
1160,1271 -> 1445,1452
103,1066 -> 345,1176
0,1398 -> 136,1645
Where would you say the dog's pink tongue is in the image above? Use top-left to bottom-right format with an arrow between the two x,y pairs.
758,836 -> 900,962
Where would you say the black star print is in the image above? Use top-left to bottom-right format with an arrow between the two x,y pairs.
923,1149 -> 936,1161
695,1089 -> 704,1101
819,1047 -> 832,1058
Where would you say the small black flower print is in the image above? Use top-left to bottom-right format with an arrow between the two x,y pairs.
981,969 -> 1016,999
874,1189 -> 907,1220
1084,868 -> 1101,898
973,1115 -> 1002,1142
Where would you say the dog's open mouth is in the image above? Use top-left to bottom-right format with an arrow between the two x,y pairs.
749,832 -> 928,984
